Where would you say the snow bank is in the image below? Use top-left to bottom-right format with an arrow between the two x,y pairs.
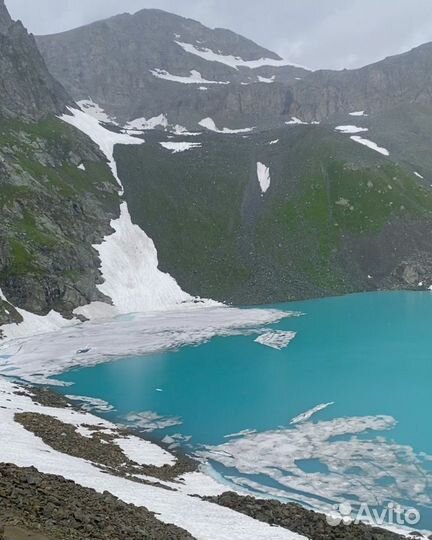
199,117 -> 254,134
286,117 -> 320,126
335,125 -> 368,134
151,68 -> 229,85
256,162 -> 271,194
175,40 -> 307,70
61,107 -> 143,191
0,379 -> 305,540
160,141 -> 202,153
77,99 -> 118,124
350,136 -> 390,156
0,289 -> 71,340
125,114 -> 168,132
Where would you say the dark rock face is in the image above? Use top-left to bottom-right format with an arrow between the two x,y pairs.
292,42 -> 432,121
0,0 -> 71,120
36,8 -> 305,126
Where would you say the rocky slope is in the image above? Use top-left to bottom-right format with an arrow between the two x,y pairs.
0,1 -> 120,330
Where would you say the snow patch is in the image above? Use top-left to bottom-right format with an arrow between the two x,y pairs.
335,125 -> 368,134
151,68 -> 229,85
414,171 -> 424,179
257,75 -> 275,83
198,117 -> 254,134
160,141 -> 202,153
256,162 -> 271,194
125,114 -> 168,132
350,136 -> 390,156
78,99 -> 117,124
268,139 -> 279,145
115,435 -> 175,467
175,40 -> 307,70
349,111 -> 368,117
77,163 -> 86,171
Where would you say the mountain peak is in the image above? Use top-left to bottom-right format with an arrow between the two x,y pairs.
0,0 -> 12,33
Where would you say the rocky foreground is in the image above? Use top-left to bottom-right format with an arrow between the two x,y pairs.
0,384 -> 426,540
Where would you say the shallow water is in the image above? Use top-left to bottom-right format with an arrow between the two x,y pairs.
53,291 -> 432,531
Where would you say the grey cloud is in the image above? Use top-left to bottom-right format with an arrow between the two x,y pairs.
6,0 -> 432,70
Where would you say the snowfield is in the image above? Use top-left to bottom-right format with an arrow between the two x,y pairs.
199,117 -> 254,134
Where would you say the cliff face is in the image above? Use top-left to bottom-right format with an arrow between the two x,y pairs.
291,43 -> 432,121
0,0 -> 71,120
0,1 -> 120,329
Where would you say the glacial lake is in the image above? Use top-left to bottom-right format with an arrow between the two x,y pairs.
52,291 -> 432,531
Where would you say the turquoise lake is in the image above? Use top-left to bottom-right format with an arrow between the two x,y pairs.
53,291 -> 432,530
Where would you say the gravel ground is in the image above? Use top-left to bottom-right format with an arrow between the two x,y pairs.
0,464 -> 195,540
206,493 -> 427,540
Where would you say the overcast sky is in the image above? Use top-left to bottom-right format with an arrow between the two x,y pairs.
7,0 -> 432,70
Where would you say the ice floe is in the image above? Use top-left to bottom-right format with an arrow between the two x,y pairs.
160,141 -> 202,153
203,411 -> 432,526
254,330 -> 296,349
175,40 -> 306,70
198,117 -> 254,134
290,402 -> 335,424
151,68 -> 229,85
0,305 -> 293,383
335,125 -> 368,134
0,379 -> 306,540
256,162 -> 271,194
350,136 -> 390,156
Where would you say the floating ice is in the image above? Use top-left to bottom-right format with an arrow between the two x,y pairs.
290,402 -> 335,425
254,330 -> 296,349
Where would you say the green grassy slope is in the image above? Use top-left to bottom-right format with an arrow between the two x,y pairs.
117,125 -> 432,304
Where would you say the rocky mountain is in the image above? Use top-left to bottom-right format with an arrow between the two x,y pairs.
0,0 -> 71,120
0,0 -> 120,331
37,10 -> 432,128
36,9 -> 308,127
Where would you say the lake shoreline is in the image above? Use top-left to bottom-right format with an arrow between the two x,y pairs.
0,380 -> 422,540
